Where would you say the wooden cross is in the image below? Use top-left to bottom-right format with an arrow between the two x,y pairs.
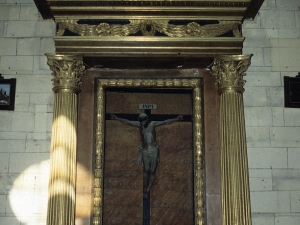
105,106 -> 191,225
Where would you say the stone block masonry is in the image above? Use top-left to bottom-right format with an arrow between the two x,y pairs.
243,0 -> 300,224
0,1 -> 54,224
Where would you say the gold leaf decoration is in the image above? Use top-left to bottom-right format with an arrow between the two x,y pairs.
57,20 -> 241,37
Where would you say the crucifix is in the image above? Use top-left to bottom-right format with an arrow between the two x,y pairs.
106,104 -> 191,225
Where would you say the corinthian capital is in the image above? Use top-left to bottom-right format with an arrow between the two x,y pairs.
211,55 -> 253,94
45,54 -> 85,93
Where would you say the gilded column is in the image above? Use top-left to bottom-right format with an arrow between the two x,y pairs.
211,55 -> 253,225
45,54 -> 85,225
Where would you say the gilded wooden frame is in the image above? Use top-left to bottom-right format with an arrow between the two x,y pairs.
93,78 -> 204,225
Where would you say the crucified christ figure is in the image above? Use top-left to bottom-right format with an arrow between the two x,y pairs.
111,113 -> 182,198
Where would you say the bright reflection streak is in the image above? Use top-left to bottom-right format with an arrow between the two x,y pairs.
9,160 -> 50,225
52,114 -> 77,150
8,160 -> 92,225
47,113 -> 77,224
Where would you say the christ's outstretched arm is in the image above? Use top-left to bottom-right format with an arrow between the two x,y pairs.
152,115 -> 182,127
111,114 -> 140,127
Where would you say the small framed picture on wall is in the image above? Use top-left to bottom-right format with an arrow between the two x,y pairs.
0,78 -> 16,111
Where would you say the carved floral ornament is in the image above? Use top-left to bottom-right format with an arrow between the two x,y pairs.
57,20 -> 241,37
45,54 -> 85,93
211,55 -> 253,94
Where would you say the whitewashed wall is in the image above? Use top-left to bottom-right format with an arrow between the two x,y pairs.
243,0 -> 300,224
0,0 -> 55,224
0,0 -> 300,224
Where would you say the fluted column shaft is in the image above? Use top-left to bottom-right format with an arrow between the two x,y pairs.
212,55 -> 253,225
46,54 -> 85,225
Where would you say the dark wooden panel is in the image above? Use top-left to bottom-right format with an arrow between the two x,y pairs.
104,91 -> 193,225
203,71 -> 221,225
244,0 -> 265,20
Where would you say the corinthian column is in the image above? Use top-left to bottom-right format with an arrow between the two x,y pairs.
45,54 -> 85,225
211,55 -> 253,225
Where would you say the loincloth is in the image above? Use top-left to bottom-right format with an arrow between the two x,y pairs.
136,146 -> 159,163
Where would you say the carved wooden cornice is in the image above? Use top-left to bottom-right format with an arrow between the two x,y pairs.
48,1 -> 250,7
35,0 -> 264,21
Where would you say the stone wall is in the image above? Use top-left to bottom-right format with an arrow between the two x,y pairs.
0,0 -> 55,224
243,0 -> 300,224
0,0 -> 300,224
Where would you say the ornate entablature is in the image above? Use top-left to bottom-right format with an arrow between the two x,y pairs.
34,0 -> 264,66
57,20 -> 241,37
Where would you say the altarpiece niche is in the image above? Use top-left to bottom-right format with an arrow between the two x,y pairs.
93,78 -> 204,225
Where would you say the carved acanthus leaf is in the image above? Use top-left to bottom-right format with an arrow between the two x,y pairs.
211,56 -> 252,93
46,57 -> 85,91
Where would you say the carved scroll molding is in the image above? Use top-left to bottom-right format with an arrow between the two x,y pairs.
211,54 -> 253,94
94,78 -> 204,225
57,20 -> 241,37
